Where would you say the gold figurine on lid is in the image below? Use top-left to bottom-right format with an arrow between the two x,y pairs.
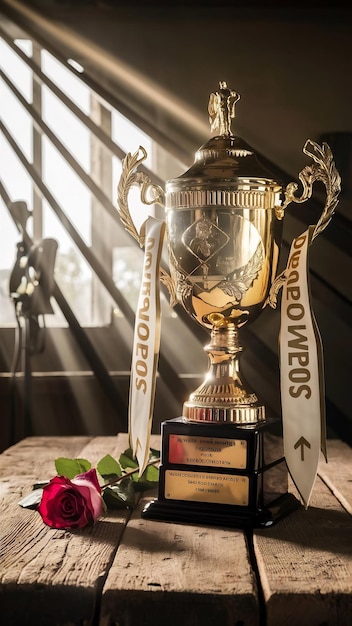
208,81 -> 240,135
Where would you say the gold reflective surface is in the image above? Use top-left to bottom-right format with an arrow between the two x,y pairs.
166,203 -> 282,331
168,433 -> 247,468
164,469 -> 249,506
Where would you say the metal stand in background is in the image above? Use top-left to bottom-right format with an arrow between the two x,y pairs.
9,202 -> 57,444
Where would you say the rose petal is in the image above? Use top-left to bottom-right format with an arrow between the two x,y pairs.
74,468 -> 102,494
38,473 -> 101,529
72,469 -> 103,521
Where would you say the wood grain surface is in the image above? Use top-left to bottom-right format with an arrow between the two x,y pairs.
1,435 -> 351,626
254,439 -> 352,626
0,436 -> 134,626
100,493 -> 258,626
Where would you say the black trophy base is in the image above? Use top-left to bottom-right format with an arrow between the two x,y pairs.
142,492 -> 300,529
142,416 -> 301,530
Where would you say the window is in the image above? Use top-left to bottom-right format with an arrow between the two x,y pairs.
1,32 -> 183,328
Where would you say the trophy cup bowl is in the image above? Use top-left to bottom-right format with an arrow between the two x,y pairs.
165,159 -> 283,424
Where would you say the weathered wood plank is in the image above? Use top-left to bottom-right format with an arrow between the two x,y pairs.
0,436 -> 94,513
2,436 -> 350,626
100,493 -> 259,626
254,441 -> 352,626
0,434 -> 136,626
318,438 -> 352,513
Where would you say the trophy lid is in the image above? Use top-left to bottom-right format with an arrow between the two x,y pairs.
166,82 -> 283,209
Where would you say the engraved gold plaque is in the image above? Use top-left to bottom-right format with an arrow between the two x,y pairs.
165,469 -> 249,506
168,434 -> 247,468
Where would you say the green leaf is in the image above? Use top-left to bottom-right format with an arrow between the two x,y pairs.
55,457 -> 91,479
119,448 -> 138,470
97,454 -> 122,480
149,447 -> 160,461
102,478 -> 136,509
133,463 -> 159,491
143,463 -> 159,482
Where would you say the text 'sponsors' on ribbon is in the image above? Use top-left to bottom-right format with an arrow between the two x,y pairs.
128,216 -> 165,475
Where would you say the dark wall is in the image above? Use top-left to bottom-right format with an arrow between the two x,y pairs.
15,1 -> 352,181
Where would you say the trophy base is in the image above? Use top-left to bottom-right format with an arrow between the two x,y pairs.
142,491 -> 300,529
142,416 -> 301,529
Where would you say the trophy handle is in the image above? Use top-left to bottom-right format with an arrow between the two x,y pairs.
267,139 -> 341,308
117,147 -> 178,306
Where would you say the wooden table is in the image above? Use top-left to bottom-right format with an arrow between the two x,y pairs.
0,435 -> 351,626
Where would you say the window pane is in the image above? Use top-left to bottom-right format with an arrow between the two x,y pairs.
41,50 -> 90,114
0,140 -> 33,217
112,110 -> 152,165
1,81 -> 33,162
0,198 -> 19,325
42,199 -> 93,326
0,38 -> 32,102
42,137 -> 91,246
113,246 -> 143,312
42,86 -> 90,172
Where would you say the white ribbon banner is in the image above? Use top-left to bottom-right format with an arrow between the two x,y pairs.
280,225 -> 326,508
129,216 -> 165,475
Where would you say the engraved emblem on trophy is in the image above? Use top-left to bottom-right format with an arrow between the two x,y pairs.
117,82 -> 340,528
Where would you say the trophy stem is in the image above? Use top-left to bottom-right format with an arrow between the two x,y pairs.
183,324 -> 265,424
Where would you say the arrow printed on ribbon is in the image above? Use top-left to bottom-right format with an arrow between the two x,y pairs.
280,226 -> 326,508
294,436 -> 311,461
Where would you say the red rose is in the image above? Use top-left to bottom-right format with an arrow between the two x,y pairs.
38,468 -> 103,529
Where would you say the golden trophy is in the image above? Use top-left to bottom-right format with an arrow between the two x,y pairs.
117,82 -> 340,528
